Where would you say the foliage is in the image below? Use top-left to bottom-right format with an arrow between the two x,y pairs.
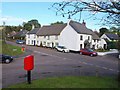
8,76 -> 118,88
51,0 -> 120,26
99,27 -> 109,36
23,19 -> 41,31
51,21 -> 64,25
107,41 -> 118,49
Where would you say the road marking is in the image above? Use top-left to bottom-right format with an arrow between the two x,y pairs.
34,50 -> 119,73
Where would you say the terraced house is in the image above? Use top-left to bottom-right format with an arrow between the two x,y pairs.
26,20 -> 107,51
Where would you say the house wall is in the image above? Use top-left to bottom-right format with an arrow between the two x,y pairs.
26,34 -> 37,45
78,34 -> 92,49
59,25 -> 78,51
98,38 -> 107,49
36,35 -> 59,47
59,24 -> 92,51
91,39 -> 99,49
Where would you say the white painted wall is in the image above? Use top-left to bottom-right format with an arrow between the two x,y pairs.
59,25 -> 78,51
26,34 -> 37,45
36,35 -> 59,47
98,38 -> 107,49
91,39 -> 99,49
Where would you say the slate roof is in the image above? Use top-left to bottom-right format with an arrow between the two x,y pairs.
69,20 -> 99,39
36,24 -> 67,36
14,30 -> 28,37
105,33 -> 119,40
27,28 -> 39,34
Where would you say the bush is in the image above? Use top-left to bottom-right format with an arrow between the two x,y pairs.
107,41 -> 117,49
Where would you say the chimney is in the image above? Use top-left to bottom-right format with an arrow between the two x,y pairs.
67,19 -> 72,26
32,24 -> 35,30
82,20 -> 86,26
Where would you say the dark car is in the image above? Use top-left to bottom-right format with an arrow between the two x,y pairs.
80,48 -> 97,57
0,54 -> 13,64
16,40 -> 25,44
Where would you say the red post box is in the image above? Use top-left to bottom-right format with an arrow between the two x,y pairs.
24,55 -> 34,71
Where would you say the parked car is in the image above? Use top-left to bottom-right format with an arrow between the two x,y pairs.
0,54 -> 13,64
56,46 -> 69,53
80,48 -> 97,57
16,40 -> 25,44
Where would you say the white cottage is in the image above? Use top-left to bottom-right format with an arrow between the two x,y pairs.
26,28 -> 39,45
36,20 -> 101,51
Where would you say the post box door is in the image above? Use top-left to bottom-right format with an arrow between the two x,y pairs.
24,55 -> 34,71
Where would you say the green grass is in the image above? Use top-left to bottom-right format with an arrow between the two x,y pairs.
8,76 -> 119,88
0,40 -> 23,56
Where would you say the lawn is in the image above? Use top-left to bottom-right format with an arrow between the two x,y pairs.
8,76 -> 119,88
0,40 -> 23,56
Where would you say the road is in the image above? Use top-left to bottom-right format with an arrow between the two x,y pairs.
2,41 -> 120,88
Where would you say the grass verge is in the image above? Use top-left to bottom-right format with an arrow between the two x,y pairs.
8,76 -> 118,88
0,40 -> 23,56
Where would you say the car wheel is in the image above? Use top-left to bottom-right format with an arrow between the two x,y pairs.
63,50 -> 65,53
80,52 -> 82,55
90,54 -> 93,57
5,59 -> 11,64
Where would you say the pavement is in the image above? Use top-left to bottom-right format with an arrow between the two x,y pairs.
2,41 -> 120,88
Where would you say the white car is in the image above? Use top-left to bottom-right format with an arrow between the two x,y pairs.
56,46 -> 69,53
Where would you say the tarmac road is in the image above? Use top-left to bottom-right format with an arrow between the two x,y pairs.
2,41 -> 120,88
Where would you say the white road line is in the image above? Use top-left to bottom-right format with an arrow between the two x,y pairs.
34,50 -> 119,73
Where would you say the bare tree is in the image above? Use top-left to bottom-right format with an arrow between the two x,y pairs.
51,0 -> 120,26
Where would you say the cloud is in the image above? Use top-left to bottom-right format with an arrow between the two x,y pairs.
0,16 -> 27,26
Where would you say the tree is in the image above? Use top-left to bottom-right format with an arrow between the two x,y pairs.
23,19 -> 41,31
51,21 -> 64,25
99,27 -> 109,36
52,0 -> 120,26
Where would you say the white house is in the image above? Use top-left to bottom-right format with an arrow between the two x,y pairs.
100,33 -> 119,42
35,20 -> 103,51
26,28 -> 39,45
26,20 -> 108,51
36,24 -> 66,47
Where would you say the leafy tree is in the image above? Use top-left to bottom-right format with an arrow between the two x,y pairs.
23,19 -> 41,31
99,28 -> 109,36
52,0 -> 120,26
51,21 -> 64,25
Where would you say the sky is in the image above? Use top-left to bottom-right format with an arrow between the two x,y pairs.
1,1 -> 109,31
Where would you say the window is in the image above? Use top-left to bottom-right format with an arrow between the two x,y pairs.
80,44 -> 82,49
32,40 -> 34,44
44,36 -> 46,39
44,41 -> 46,45
80,35 -> 83,40
88,36 -> 90,40
55,36 -> 58,40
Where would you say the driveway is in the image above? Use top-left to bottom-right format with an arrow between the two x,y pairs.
2,41 -> 120,88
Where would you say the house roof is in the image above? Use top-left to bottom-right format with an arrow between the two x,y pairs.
27,28 -> 39,34
36,24 -> 67,36
105,33 -> 119,40
36,20 -> 99,39
14,30 -> 28,37
69,20 -> 99,39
